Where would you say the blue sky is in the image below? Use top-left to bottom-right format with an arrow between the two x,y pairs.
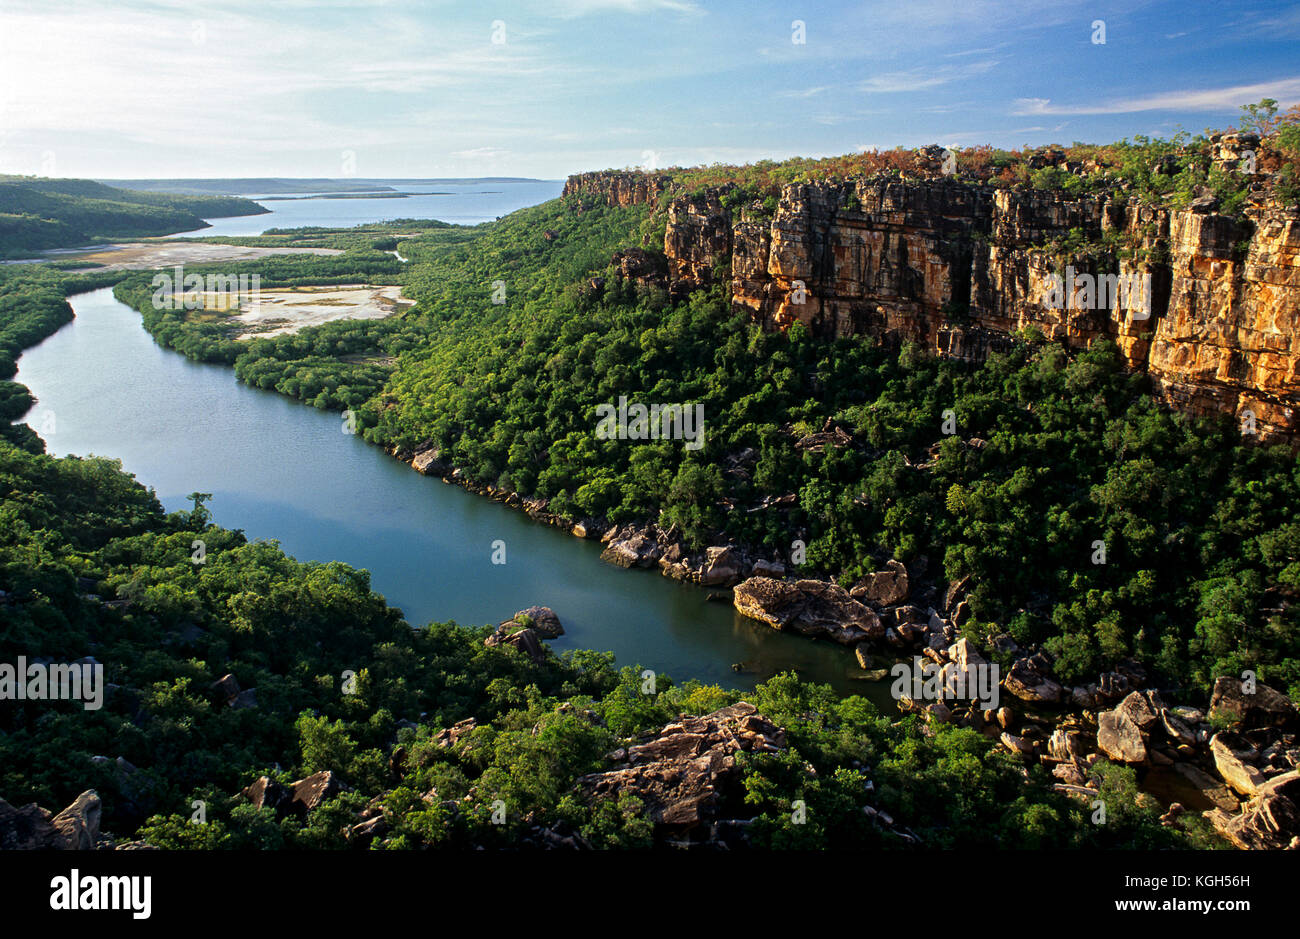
0,0 -> 1297,179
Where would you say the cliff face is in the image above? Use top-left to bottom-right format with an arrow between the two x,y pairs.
566,171 -> 1300,441
562,171 -> 670,208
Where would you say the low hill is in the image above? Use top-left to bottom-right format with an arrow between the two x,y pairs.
0,176 -> 268,257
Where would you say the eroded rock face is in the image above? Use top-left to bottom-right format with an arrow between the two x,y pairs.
578,702 -> 784,832
1208,676 -> 1299,730
665,189 -> 732,297
1205,770 -> 1300,850
51,790 -> 102,850
733,576 -> 884,645
1147,208 -> 1300,440
562,171 -> 670,208
0,798 -> 65,849
0,789 -> 103,849
1211,733 -> 1267,796
567,170 -> 1300,441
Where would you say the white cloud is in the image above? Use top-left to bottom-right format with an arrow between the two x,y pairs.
1013,76 -> 1300,115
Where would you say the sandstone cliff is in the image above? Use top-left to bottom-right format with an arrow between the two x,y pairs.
569,169 -> 1300,441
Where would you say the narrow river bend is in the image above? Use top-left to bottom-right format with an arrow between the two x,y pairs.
17,287 -> 885,698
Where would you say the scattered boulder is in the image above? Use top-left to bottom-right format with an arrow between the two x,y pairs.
485,606 -> 561,664
853,645 -> 873,670
751,558 -> 786,578
345,815 -> 388,847
436,717 -> 478,750
1173,763 -> 1240,813
504,606 -> 564,639
411,447 -> 447,476
242,776 -> 292,815
1000,732 -> 1034,756
1097,707 -> 1148,764
232,688 -> 258,709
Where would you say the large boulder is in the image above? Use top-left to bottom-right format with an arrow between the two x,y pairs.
698,546 -> 744,587
1097,708 -> 1148,764
411,447 -> 447,476
1208,676 -> 1298,731
600,530 -> 662,569
288,770 -> 347,815
0,789 -> 103,850
733,577 -> 883,645
51,790 -> 102,850
485,625 -> 546,663
1095,691 -> 1165,763
242,776 -> 292,815
850,559 -> 910,606
1210,733 -> 1266,797
1003,657 -> 1065,705
435,717 -> 478,750
209,673 -> 240,706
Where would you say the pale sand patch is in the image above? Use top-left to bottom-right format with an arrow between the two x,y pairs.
224,284 -> 413,339
4,241 -> 343,271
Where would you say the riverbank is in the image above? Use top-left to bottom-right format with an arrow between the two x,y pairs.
383,439 -> 1299,848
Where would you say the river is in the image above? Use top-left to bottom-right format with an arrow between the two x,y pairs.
16,286 -> 885,699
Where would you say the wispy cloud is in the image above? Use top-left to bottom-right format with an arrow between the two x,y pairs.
1013,76 -> 1300,116
860,59 -> 1000,95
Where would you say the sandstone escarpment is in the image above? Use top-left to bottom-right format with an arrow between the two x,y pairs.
569,169 -> 1300,441
562,171 -> 670,207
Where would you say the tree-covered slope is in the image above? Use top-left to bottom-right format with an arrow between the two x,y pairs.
0,176 -> 268,257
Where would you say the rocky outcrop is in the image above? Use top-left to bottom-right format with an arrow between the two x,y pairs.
0,789 -> 103,850
1205,770 -> 1300,850
483,605 -> 564,664
568,169 -> 1300,441
733,576 -> 883,645
577,702 -> 783,836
